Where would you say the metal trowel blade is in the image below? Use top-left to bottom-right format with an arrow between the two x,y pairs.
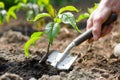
46,51 -> 77,70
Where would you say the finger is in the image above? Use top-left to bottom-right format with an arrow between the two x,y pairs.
106,24 -> 114,34
87,18 -> 93,30
92,22 -> 102,41
101,26 -> 108,36
92,8 -> 112,40
86,12 -> 95,30
101,24 -> 114,37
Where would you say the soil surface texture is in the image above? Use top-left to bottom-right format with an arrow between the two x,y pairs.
0,18 -> 120,80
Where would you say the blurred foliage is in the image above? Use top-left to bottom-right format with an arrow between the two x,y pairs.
88,3 -> 98,14
0,0 -> 16,10
50,0 -> 99,7
0,0 -> 99,10
77,3 -> 98,22
0,0 -> 99,25
0,0 -> 55,25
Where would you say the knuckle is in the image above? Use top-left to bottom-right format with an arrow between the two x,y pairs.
93,27 -> 99,33
87,19 -> 92,26
94,16 -> 103,23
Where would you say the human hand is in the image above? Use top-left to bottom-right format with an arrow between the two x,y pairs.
87,0 -> 120,41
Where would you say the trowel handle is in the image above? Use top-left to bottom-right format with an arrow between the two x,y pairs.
74,13 -> 117,46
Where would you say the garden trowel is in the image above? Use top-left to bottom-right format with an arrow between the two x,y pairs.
41,13 -> 117,70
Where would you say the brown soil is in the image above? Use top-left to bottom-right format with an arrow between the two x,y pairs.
0,18 -> 120,80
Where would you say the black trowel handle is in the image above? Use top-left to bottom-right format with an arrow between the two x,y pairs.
74,13 -> 117,46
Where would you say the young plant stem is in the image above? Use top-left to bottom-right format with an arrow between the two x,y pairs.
39,42 -> 51,64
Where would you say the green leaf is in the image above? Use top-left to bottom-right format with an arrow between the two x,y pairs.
76,13 -> 89,22
45,22 -> 54,44
45,22 -> 60,44
30,32 -> 44,38
0,13 -> 3,24
53,17 -> 61,23
37,0 -> 49,5
45,4 -> 55,17
0,2 -> 4,8
59,12 -> 80,32
6,4 -> 21,22
58,6 -> 79,15
37,0 -> 55,17
34,13 -> 51,21
15,0 -> 27,3
42,0 -> 49,5
88,3 -> 98,14
52,23 -> 60,38
24,37 -> 40,58
24,31 -> 44,58
23,0 -> 27,3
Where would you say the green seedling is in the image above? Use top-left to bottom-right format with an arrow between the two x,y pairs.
24,5 -> 82,58
24,3 -> 99,58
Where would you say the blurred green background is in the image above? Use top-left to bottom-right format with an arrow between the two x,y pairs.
0,0 -> 99,10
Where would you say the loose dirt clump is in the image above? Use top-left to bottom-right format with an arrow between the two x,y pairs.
0,30 -> 29,43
